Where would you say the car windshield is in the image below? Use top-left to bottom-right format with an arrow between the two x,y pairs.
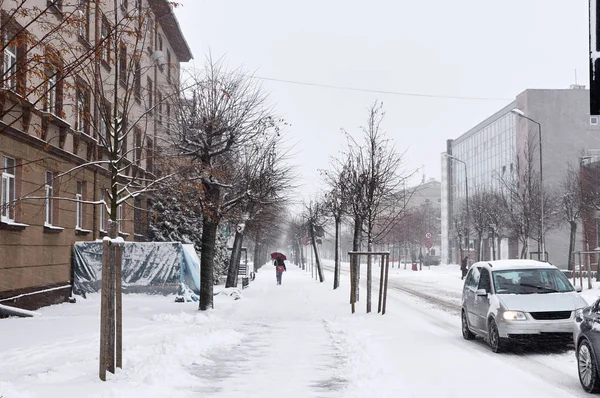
492,268 -> 574,295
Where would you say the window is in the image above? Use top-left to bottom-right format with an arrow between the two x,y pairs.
117,203 -> 123,232
100,18 -> 110,63
45,64 -> 58,114
76,181 -> 83,228
1,156 -> 16,222
465,266 -> 480,291
134,127 -> 142,164
47,0 -> 63,11
99,189 -> 108,232
146,138 -> 153,173
158,34 -> 163,51
157,91 -> 162,124
167,50 -> 171,82
592,116 -> 599,126
166,103 -> 171,134
147,77 -> 153,112
478,269 -> 491,293
3,33 -> 17,90
120,0 -> 128,11
134,197 -> 142,235
134,60 -> 141,98
75,86 -> 89,134
45,171 -> 54,225
119,42 -> 127,84
77,0 -> 89,40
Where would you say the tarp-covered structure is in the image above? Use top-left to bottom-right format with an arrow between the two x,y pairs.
72,241 -> 200,301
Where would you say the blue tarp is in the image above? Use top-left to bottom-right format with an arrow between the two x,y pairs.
72,241 -> 200,301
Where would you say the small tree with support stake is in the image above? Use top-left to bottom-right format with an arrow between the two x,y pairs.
347,251 -> 390,315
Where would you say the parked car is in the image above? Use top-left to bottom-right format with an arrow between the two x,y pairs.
461,259 -> 586,353
574,297 -> 600,393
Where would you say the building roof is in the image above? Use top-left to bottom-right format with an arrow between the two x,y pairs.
148,0 -> 193,62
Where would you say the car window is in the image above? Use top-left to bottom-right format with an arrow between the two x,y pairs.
478,268 -> 491,292
492,268 -> 574,294
465,266 -> 481,291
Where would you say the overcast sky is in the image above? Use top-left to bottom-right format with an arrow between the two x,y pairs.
173,0 -> 590,200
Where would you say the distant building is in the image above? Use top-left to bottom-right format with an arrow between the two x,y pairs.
441,87 -> 597,267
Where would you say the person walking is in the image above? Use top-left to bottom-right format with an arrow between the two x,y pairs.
274,255 -> 287,285
460,255 -> 469,280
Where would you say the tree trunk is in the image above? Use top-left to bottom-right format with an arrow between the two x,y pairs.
310,224 -> 325,282
352,216 -> 362,302
568,220 -> 577,271
199,184 -> 220,311
253,231 -> 261,271
333,217 -> 341,289
366,237 -> 372,313
225,229 -> 245,288
520,238 -> 528,259
491,230 -> 496,261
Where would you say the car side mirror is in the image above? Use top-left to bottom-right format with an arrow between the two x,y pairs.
575,286 -> 583,293
476,289 -> 488,297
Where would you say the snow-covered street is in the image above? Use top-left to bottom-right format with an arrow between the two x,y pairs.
1,262 -> 597,397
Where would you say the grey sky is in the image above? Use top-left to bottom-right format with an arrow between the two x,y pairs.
174,0 -> 590,199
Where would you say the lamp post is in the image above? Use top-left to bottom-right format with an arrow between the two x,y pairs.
511,108 -> 544,261
444,153 -> 469,261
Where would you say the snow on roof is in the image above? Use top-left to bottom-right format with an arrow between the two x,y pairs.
473,259 -> 557,271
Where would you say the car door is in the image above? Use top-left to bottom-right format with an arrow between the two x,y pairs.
474,268 -> 492,333
582,299 -> 600,353
464,266 -> 481,328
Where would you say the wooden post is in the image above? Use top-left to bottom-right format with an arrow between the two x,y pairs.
107,221 -> 117,374
377,255 -> 385,313
350,254 -> 355,314
99,236 -> 110,381
382,254 -> 390,315
115,239 -> 123,369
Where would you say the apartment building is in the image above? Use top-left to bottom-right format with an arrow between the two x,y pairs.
0,0 -> 192,310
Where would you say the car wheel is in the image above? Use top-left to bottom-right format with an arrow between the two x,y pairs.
461,310 -> 475,340
487,318 -> 505,353
578,339 -> 600,393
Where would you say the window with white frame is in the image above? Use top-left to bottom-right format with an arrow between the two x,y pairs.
76,181 -> 83,228
99,189 -> 107,231
46,64 -> 57,114
77,0 -> 89,40
117,203 -> 123,232
45,171 -> 54,225
100,18 -> 110,63
1,156 -> 15,222
4,33 -> 17,90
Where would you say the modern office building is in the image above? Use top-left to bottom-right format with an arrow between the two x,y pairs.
0,0 -> 192,310
441,87 -> 600,267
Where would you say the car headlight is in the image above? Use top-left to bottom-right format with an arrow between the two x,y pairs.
502,310 -> 527,321
575,308 -> 585,320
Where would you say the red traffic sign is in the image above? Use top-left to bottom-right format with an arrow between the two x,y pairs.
424,239 -> 433,249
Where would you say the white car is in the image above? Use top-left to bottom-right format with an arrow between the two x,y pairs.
461,259 -> 586,352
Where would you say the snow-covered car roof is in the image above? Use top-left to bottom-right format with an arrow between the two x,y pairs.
472,259 -> 557,271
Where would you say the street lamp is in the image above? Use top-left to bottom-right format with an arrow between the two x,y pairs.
444,153 -> 469,260
511,108 -> 544,261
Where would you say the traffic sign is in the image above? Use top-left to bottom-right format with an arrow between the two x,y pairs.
425,232 -> 432,239
424,239 -> 433,249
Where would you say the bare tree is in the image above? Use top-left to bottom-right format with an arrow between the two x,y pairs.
169,58 -> 277,310
322,187 -> 345,289
303,198 -> 327,282
561,164 -> 582,270
224,136 -> 294,288
337,101 -> 411,312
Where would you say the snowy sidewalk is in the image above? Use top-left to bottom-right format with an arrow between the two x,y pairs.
0,262 -> 590,397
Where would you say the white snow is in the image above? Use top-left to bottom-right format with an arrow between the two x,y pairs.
0,261 -> 597,397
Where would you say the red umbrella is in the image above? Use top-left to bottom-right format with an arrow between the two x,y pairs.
271,252 -> 287,260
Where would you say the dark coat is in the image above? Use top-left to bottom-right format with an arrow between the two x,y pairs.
460,257 -> 468,271
275,258 -> 287,271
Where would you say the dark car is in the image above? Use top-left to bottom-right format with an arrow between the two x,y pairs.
574,297 -> 600,393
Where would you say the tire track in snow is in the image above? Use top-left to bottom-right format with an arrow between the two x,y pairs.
323,263 -> 588,397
